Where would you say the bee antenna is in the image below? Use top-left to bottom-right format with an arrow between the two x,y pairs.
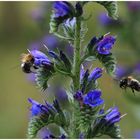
27,49 -> 31,53
43,44 -> 49,52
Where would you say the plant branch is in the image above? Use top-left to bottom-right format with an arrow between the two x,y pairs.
72,17 -> 81,91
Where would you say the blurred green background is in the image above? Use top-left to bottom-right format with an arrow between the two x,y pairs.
0,1 -> 140,138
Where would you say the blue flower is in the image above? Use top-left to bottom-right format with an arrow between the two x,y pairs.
74,91 -> 83,101
44,134 -> 55,139
30,50 -> 52,67
134,62 -> 140,75
26,73 -> 36,83
64,17 -> 76,28
54,88 -> 68,103
29,41 -> 41,50
87,36 -> 103,53
98,12 -> 123,28
31,50 -> 49,61
53,1 -> 74,19
96,35 -> 116,55
104,107 -> 121,125
79,132 -> 85,139
48,50 -> 59,59
88,67 -> 103,81
28,98 -> 56,117
59,134 -> 66,139
83,90 -> 104,107
65,44 -> 74,57
98,13 -> 113,26
115,65 -> 127,79
127,2 -> 140,12
75,2 -> 83,16
38,128 -> 54,139
133,130 -> 140,139
28,98 -> 48,116
42,35 -> 59,50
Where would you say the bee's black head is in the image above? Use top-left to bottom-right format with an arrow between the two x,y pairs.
119,78 -> 128,88
21,62 -> 32,73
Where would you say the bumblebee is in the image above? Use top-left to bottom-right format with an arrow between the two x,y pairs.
120,76 -> 140,93
21,52 -> 38,73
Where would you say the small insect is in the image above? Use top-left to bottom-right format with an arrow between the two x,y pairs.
21,51 -> 38,73
119,76 -> 140,94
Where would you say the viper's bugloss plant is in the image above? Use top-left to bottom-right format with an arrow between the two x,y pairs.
21,1 -> 126,138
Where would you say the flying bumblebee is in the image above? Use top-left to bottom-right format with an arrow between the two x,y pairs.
119,76 -> 140,93
21,51 -> 38,73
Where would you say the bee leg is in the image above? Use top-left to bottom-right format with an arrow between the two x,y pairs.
131,88 -> 135,96
124,87 -> 127,92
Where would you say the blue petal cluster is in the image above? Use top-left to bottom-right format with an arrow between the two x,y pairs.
133,130 -> 140,139
104,107 -> 121,125
53,1 -> 74,19
75,2 -> 83,16
80,66 -> 103,93
28,98 -> 55,117
88,67 -> 103,81
98,13 -> 113,26
127,2 -> 140,12
115,65 -> 127,79
74,91 -> 83,101
96,35 -> 116,55
84,90 -> 104,107
54,88 -> 68,103
64,17 -> 76,29
44,134 -> 66,139
42,35 -> 59,50
30,50 -> 52,67
28,98 -> 47,116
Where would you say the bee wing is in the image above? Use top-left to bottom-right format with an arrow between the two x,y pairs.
112,77 -> 122,87
10,64 -> 20,71
113,76 -> 119,82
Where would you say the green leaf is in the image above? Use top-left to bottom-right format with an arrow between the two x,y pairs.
63,20 -> 75,40
50,16 -> 60,33
60,51 -> 72,73
27,115 -> 51,138
96,1 -> 118,20
74,104 -> 100,137
85,56 -> 96,61
49,2 -> 75,34
105,124 -> 122,139
95,53 -> 116,77
80,69 -> 89,93
49,50 -> 72,76
53,100 -> 68,127
35,67 -> 55,91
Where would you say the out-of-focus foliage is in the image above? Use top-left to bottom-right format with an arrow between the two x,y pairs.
0,1 -> 140,138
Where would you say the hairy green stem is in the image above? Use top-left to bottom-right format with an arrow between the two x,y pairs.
72,17 -> 81,91
70,17 -> 82,138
